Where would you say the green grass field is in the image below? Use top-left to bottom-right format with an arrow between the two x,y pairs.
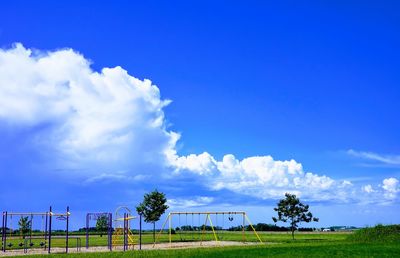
8,242 -> 400,258
2,231 -> 348,250
3,227 -> 400,257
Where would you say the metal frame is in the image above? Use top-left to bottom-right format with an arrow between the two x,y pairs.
1,206 -> 70,254
85,212 -> 112,251
154,211 -> 263,247
112,206 -> 137,251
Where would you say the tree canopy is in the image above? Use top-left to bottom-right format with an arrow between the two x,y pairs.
18,216 -> 31,238
136,189 -> 169,243
96,214 -> 109,237
272,193 -> 319,239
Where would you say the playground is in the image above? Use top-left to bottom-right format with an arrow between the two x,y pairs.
2,206 -> 399,257
1,206 -> 266,256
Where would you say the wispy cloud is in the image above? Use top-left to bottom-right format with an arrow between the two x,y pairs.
167,196 -> 214,209
84,171 -> 148,184
347,149 -> 400,166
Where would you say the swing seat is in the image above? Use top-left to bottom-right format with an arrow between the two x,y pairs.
29,242 -> 34,247
7,243 -> 13,247
18,242 -> 24,247
40,241 -> 46,247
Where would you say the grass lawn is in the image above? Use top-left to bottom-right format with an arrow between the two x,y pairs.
8,242 -> 400,258
4,230 -> 400,257
2,231 -> 348,250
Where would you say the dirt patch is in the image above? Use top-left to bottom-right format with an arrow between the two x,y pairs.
144,241 -> 262,250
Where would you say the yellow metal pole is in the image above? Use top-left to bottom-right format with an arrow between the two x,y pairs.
153,213 -> 170,248
169,213 -> 172,247
242,213 -> 245,243
207,213 -> 219,244
245,214 -> 263,243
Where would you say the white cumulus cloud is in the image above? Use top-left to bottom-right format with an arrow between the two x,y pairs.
362,184 -> 375,193
0,43 -> 179,175
171,152 -> 217,175
168,152 -> 354,202
382,177 -> 399,200
359,178 -> 399,205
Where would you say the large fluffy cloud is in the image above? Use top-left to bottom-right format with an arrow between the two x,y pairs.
169,152 -> 400,204
0,43 -> 179,175
168,152 -> 354,202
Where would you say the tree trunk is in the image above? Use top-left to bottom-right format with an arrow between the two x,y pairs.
291,221 -> 295,240
153,222 -> 155,244
291,227 -> 294,240
291,216 -> 295,240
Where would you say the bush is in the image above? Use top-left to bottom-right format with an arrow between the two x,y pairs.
347,224 -> 400,243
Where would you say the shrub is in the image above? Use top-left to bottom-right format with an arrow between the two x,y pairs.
347,224 -> 400,243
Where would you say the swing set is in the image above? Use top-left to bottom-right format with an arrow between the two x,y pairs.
154,211 -> 263,247
85,212 -> 113,251
1,206 -> 71,254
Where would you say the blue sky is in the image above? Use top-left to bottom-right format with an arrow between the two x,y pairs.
0,1 -> 399,229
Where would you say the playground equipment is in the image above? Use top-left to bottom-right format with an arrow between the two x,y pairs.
112,206 -> 136,251
1,206 -> 72,254
2,206 -> 263,253
154,211 -> 263,247
85,212 -> 112,251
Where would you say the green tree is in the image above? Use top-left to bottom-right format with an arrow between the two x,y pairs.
272,193 -> 319,240
96,215 -> 109,237
136,189 -> 169,243
18,216 -> 31,239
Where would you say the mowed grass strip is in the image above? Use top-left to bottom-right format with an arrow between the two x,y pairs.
11,242 -> 400,258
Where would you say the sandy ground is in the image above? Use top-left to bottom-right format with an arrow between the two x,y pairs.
0,241 -> 263,256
